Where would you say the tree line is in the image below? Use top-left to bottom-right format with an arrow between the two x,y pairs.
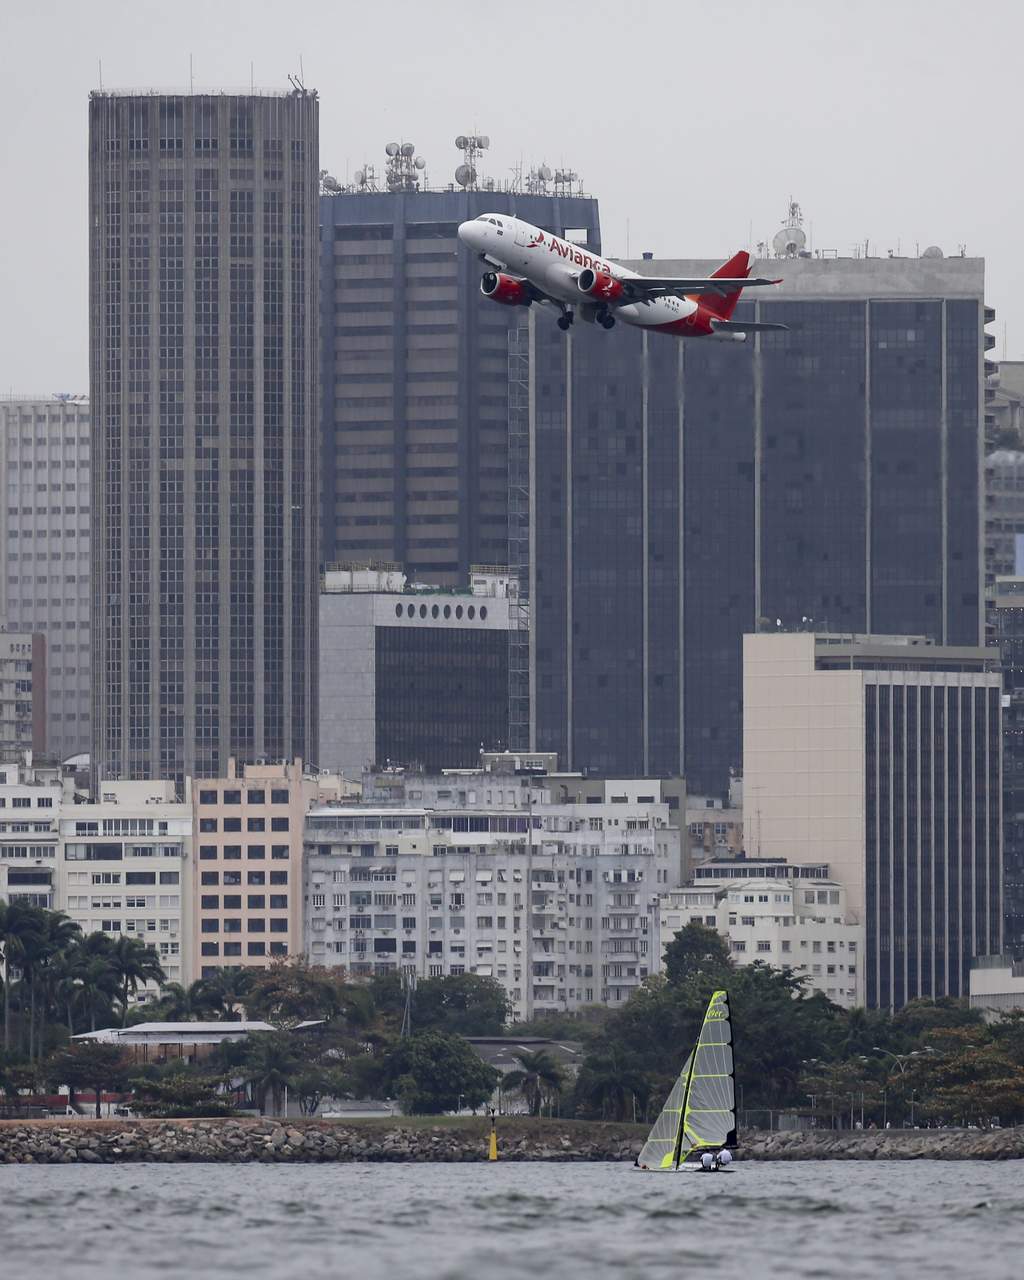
5,907 -> 1024,1125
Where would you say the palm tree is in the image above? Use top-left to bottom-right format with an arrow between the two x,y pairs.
503,1049 -> 565,1117
0,900 -> 40,1052
19,909 -> 79,1062
157,980 -> 221,1022
202,967 -> 252,1021
243,1032 -> 299,1116
62,934 -> 119,1033
107,936 -> 165,1027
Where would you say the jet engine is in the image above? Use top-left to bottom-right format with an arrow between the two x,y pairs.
577,268 -> 625,303
481,272 -> 531,306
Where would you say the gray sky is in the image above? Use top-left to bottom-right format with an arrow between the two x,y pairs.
2,0 -> 1022,393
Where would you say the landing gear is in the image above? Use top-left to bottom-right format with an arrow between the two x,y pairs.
599,313 -> 616,330
557,312 -> 573,332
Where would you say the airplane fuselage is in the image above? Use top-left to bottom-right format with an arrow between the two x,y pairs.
458,214 -> 702,334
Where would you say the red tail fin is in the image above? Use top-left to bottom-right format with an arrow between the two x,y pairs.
701,250 -> 752,320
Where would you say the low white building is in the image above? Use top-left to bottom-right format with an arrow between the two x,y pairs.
303,793 -> 681,1021
969,955 -> 1024,1020
56,779 -> 193,994
658,858 -> 864,1008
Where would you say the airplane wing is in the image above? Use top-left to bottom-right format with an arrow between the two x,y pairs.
625,276 -> 781,300
710,318 -> 790,334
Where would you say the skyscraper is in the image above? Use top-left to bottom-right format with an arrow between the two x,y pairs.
88,90 -> 319,782
743,632 -> 1002,1009
527,253 -> 989,793
319,182 -> 600,583
0,395 -> 92,758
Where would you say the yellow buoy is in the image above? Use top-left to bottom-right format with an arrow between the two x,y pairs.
488,1108 -> 498,1161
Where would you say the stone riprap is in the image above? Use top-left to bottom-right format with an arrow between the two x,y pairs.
0,1119 -> 1020,1163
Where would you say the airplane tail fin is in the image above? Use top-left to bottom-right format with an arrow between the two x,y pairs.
701,250 -> 752,320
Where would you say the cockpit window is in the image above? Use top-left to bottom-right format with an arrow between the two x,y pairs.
476,215 -> 489,222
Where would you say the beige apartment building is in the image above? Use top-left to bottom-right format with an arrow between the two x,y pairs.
743,632 -> 1002,1009
192,759 -> 350,977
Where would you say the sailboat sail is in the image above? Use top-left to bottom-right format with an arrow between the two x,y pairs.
636,1051 -> 693,1170
636,989 -> 736,1171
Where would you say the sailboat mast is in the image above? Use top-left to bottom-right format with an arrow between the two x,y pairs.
671,1038 -> 699,1169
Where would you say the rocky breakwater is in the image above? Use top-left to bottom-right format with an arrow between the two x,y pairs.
745,1127 -> 1024,1161
0,1118 -> 643,1165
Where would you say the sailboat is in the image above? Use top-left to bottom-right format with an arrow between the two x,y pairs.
634,989 -> 737,1171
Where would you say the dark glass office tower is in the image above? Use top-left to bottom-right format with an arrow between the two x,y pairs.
319,188 -> 600,583
89,91 -> 319,782
528,256 -> 988,793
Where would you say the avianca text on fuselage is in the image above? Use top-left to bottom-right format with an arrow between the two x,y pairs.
456,213 -> 788,340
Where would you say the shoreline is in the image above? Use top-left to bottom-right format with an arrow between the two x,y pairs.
1,1117 -> 1021,1163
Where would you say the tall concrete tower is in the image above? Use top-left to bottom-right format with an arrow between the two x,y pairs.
88,90 -> 319,782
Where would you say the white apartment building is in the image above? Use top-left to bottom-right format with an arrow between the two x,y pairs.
659,859 -> 864,1008
303,796 -> 681,1021
57,780 -> 192,994
0,753 -> 72,910
0,396 -> 92,760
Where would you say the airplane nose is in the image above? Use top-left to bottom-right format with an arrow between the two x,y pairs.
458,220 -> 479,247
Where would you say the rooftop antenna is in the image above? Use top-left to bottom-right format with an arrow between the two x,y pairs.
455,133 -> 489,190
250,61 -> 254,93
98,59 -> 103,92
189,53 -> 194,94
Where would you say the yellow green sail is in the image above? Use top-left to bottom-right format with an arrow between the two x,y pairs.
636,989 -> 736,1171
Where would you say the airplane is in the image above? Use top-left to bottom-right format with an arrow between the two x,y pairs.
457,213 -> 788,340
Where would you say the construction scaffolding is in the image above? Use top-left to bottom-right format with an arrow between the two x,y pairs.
507,320 -> 531,752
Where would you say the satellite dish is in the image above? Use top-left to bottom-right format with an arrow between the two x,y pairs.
385,142 -> 400,157
401,142 -> 415,157
354,168 -> 365,184
538,164 -> 552,181
414,156 -> 426,170
455,135 -> 469,149
455,164 -> 476,187
772,225 -> 806,256
476,135 -> 490,149
922,244 -> 944,259
322,175 -> 341,193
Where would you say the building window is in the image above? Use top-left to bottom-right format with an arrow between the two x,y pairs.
271,817 -> 289,832
271,789 -> 289,804
199,790 -> 217,805
247,790 -> 266,805
247,845 -> 265,859
223,790 -> 241,805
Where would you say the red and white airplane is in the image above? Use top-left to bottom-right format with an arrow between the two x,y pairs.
458,213 -> 787,340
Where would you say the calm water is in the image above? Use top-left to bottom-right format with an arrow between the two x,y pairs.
2,1160 -> 1022,1279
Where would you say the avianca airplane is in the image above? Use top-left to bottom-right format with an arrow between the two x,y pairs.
457,213 -> 787,340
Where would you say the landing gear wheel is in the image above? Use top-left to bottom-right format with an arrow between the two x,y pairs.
557,314 -> 573,332
600,314 -> 616,330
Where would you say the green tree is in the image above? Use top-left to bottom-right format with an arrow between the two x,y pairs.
382,1031 -> 498,1115
292,1065 -> 351,1116
502,1048 -> 565,1117
573,1043 -> 650,1121
242,1031 -> 300,1115
21,909 -> 80,1061
131,1071 -> 235,1118
144,980 -> 221,1023
244,959 -> 358,1026
64,934 -> 119,1033
45,1042 -> 132,1119
663,923 -> 732,988
0,900 -> 41,1052
107,936 -> 165,1027
201,967 -> 253,1021
411,974 -> 511,1036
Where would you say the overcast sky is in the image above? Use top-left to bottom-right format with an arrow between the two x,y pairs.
1,0 -> 1021,393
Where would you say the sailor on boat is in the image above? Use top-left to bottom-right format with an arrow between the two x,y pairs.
632,989 -> 738,1172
